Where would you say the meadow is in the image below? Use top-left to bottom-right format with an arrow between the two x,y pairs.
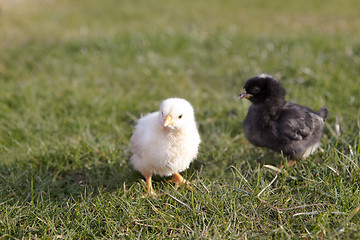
0,0 -> 360,238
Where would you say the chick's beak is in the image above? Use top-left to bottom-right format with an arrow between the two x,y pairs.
164,114 -> 175,127
238,89 -> 252,99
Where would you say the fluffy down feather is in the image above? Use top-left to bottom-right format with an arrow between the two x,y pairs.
130,98 -> 201,196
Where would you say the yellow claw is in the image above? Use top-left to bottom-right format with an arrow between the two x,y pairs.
145,175 -> 157,197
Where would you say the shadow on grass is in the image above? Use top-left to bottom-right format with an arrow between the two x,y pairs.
0,141 -> 304,205
0,148 -> 211,204
0,149 -> 143,203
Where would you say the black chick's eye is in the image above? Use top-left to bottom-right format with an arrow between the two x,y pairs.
253,86 -> 260,94
178,114 -> 183,119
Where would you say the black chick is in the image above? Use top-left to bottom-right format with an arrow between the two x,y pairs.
239,74 -> 328,165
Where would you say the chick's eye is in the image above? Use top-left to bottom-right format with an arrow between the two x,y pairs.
178,114 -> 183,119
253,86 -> 260,94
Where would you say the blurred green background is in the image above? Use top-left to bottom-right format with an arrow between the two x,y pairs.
1,0 -> 359,238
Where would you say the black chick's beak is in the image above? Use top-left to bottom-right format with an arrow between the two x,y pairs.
238,89 -> 252,99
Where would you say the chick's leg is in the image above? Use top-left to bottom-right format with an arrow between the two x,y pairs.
172,172 -> 185,186
145,175 -> 157,197
287,159 -> 296,167
279,159 -> 296,171
170,172 -> 193,190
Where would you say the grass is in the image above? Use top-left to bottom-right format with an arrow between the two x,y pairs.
0,0 -> 360,238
